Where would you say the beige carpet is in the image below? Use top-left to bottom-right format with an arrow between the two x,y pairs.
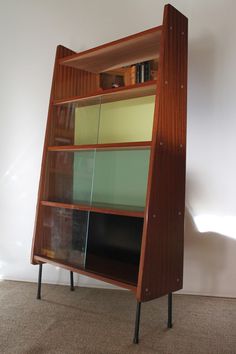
0,280 -> 235,354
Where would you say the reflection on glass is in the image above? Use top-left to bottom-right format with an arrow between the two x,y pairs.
50,104 -> 76,146
44,151 -> 74,203
44,151 -> 95,205
39,206 -> 89,267
50,97 -> 101,146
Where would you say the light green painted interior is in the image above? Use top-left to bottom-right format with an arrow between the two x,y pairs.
73,149 -> 150,208
74,104 -> 100,145
73,151 -> 95,204
74,95 -> 155,144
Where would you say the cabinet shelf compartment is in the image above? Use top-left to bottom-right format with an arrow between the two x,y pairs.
85,212 -> 143,286
43,149 -> 150,213
35,206 -> 143,287
35,206 -> 89,267
49,94 -> 155,147
33,255 -> 137,291
59,26 -> 162,73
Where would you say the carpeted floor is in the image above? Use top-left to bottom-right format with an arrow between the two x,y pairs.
0,281 -> 235,354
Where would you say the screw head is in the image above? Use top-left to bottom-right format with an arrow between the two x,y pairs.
180,144 -> 183,148
181,84 -> 184,89
153,214 -> 156,218
177,278 -> 180,283
170,26 -> 173,30
165,80 -> 168,85
181,31 -> 185,35
178,211 -> 182,216
160,141 -> 164,146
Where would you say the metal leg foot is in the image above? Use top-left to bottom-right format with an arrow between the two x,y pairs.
70,271 -> 75,291
133,301 -> 141,344
37,264 -> 43,300
167,292 -> 172,328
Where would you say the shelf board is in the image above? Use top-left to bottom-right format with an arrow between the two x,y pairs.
59,26 -> 162,73
86,254 -> 139,288
48,141 -> 152,152
41,200 -> 144,218
33,255 -> 137,291
53,80 -> 157,106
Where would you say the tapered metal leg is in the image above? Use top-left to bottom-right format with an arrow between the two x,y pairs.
70,271 -> 75,291
133,301 -> 141,344
167,292 -> 173,328
37,264 -> 43,300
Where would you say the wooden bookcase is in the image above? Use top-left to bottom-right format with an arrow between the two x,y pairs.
31,4 -> 188,343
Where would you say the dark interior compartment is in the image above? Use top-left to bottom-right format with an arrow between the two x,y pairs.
85,212 -> 143,285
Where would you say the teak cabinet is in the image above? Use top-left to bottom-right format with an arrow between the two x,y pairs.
31,4 -> 188,343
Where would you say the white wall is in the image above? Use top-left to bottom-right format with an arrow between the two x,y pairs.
0,0 -> 235,297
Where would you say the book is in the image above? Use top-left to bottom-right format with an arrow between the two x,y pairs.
130,65 -> 136,85
144,61 -> 151,81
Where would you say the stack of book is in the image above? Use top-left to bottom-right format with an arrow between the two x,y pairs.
99,59 -> 158,90
135,60 -> 157,83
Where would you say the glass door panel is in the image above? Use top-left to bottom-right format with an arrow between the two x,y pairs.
74,95 -> 155,145
50,97 -> 101,146
73,151 -> 95,204
97,95 -> 155,143
43,148 -> 150,212
91,149 -> 150,210
86,212 -> 143,284
74,103 -> 101,145
50,94 -> 155,147
44,150 -> 95,205
38,206 -> 89,267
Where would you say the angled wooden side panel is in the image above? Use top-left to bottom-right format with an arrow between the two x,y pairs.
31,45 -> 81,263
137,5 -> 188,301
55,57 -> 99,100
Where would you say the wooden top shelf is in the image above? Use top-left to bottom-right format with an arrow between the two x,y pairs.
59,26 -> 162,73
53,80 -> 157,106
41,200 -> 145,218
48,141 -> 151,152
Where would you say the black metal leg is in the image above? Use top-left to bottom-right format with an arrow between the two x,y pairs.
133,301 -> 141,344
70,271 -> 75,291
37,264 -> 43,300
167,292 -> 173,328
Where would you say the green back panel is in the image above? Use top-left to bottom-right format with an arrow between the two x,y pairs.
92,149 -> 150,208
73,149 -> 150,208
73,151 -> 95,204
74,104 -> 100,145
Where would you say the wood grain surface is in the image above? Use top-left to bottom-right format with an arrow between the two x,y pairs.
137,4 -> 188,301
